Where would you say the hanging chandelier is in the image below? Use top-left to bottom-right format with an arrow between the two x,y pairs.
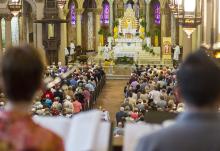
8,0 -> 22,16
169,0 -> 202,38
57,0 -> 66,9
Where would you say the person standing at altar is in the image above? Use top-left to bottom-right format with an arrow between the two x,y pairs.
107,37 -> 113,50
69,41 -> 75,63
64,47 -> 69,65
103,44 -> 110,61
173,44 -> 181,67
70,41 -> 75,56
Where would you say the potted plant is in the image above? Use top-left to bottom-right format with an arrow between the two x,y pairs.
113,20 -> 119,27
140,20 -> 147,28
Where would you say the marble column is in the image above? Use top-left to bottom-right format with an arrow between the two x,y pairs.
59,10 -> 68,65
171,14 -> 176,45
0,17 -> 2,54
109,0 -> 114,34
95,8 -> 102,51
76,9 -> 83,46
183,31 -> 192,59
160,8 -> 168,39
179,25 -> 183,46
197,25 -> 201,48
5,16 -> 12,48
191,29 -> 197,51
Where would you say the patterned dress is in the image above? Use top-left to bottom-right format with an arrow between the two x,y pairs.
0,111 -> 64,151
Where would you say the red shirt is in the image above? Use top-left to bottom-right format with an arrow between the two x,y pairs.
73,101 -> 82,113
130,112 -> 139,120
0,111 -> 64,151
41,90 -> 54,101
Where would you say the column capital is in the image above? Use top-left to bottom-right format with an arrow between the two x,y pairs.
5,15 -> 13,21
145,0 -> 152,5
95,8 -> 103,15
107,0 -> 114,5
75,9 -> 84,15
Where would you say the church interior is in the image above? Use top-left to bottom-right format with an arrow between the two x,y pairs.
0,0 -> 220,151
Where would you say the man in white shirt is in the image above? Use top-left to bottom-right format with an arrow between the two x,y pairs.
173,44 -> 181,66
149,88 -> 161,104
70,41 -> 75,55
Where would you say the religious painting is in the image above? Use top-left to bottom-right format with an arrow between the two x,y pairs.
162,37 -> 172,60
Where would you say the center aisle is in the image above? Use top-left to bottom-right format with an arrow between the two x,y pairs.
95,79 -> 127,122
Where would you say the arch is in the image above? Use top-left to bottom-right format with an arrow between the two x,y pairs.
67,0 -> 78,8
83,0 -> 97,8
24,0 -> 37,15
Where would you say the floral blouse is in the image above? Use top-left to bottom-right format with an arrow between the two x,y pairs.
0,111 -> 64,151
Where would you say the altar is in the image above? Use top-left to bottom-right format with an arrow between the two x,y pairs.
112,4 -> 143,61
96,4 -> 161,65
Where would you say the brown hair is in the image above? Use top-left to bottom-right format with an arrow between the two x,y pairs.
0,45 -> 44,102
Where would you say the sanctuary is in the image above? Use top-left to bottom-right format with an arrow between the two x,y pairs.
97,4 -> 161,65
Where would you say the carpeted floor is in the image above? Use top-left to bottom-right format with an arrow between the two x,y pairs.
95,80 -> 127,122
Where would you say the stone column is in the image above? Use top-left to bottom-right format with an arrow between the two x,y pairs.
95,8 -> 102,51
35,2 -> 47,65
183,31 -> 192,59
76,9 -> 84,46
0,17 -> 2,54
59,10 -> 68,66
5,16 -> 12,48
179,25 -> 183,46
171,14 -> 176,45
160,0 -> 168,39
197,25 -> 201,48
109,0 -> 114,34
191,29 -> 197,51
145,0 -> 151,32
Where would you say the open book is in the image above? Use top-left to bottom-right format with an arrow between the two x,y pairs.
123,120 -> 175,151
33,110 -> 111,151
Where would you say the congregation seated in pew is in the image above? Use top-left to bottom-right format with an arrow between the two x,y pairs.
115,64 -> 184,129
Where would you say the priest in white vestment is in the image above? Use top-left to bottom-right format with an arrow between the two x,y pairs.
69,41 -> 75,55
103,45 -> 110,60
173,45 -> 181,66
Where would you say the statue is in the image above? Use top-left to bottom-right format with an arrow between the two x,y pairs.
69,41 -> 75,55
103,44 -> 110,60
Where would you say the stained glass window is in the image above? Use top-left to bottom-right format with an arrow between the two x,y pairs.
101,2 -> 110,24
70,3 -> 76,25
154,3 -> 160,25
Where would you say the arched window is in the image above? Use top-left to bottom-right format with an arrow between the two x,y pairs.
70,2 -> 76,25
1,18 -> 6,48
11,16 -> 19,45
154,2 -> 160,25
101,1 -> 110,24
